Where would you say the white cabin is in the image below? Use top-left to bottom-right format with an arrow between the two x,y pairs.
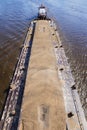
38,5 -> 47,19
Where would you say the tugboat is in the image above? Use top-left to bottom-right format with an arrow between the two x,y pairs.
38,4 -> 47,19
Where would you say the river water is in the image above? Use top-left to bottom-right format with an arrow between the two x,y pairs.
0,0 -> 87,118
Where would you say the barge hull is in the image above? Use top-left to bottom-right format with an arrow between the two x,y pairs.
0,19 -> 87,130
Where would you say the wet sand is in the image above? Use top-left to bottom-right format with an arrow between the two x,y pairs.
20,20 -> 66,130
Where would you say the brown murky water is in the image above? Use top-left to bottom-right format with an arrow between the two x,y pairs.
0,0 -> 87,118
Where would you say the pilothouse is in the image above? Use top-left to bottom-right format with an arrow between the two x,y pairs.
38,4 -> 47,19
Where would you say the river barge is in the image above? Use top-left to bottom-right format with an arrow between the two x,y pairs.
0,6 -> 87,130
